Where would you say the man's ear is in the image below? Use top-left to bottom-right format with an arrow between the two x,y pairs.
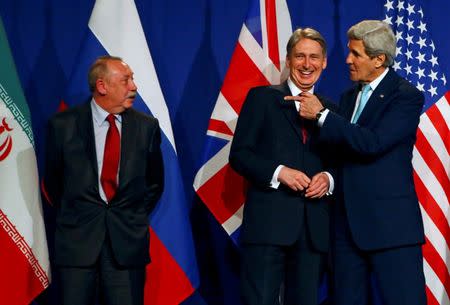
375,54 -> 386,68
96,79 -> 107,95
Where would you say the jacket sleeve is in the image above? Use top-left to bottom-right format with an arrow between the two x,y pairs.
42,117 -> 64,207
320,84 -> 423,159
229,87 -> 280,187
144,119 -> 164,213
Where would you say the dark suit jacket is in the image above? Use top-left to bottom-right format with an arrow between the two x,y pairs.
44,102 -> 164,267
229,82 -> 334,252
320,69 -> 425,251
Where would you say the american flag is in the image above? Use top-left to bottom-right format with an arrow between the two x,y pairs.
193,0 -> 292,243
384,1 -> 450,304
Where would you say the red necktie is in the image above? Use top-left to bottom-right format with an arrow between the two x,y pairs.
301,122 -> 308,144
100,114 -> 120,202
297,96 -> 308,144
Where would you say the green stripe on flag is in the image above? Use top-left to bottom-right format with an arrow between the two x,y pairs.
0,18 -> 35,147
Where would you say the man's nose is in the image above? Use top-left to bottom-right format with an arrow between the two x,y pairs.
129,79 -> 137,91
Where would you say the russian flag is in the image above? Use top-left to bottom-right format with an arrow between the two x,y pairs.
62,0 -> 199,304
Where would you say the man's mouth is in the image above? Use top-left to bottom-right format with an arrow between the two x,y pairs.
300,70 -> 313,76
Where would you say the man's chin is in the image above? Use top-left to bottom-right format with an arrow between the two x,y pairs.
349,72 -> 358,81
122,101 -> 134,109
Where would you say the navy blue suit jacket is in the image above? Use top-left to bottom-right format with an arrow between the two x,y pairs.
229,82 -> 334,251
320,69 -> 425,251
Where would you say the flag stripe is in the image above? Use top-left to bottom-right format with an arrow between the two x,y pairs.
413,148 -> 449,212
145,227 -> 195,305
415,129 -> 450,199
208,119 -> 234,136
88,0 -> 176,150
264,0 -> 280,70
419,111 -> 449,173
424,98 -> 450,155
0,17 -> 50,304
424,259 -> 450,305
197,163 -> 246,224
221,43 -> 270,114
423,236 -> 450,298
421,206 -> 450,276
415,173 -> 450,248
426,285 -> 442,305
0,212 -> 48,305
239,24 -> 281,83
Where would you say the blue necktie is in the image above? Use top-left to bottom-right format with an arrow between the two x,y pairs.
352,84 -> 371,123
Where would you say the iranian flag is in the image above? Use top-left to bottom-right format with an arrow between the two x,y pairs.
0,18 -> 50,304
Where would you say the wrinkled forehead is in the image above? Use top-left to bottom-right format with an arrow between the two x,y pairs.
108,60 -> 133,75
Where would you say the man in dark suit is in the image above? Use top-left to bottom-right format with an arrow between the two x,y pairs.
44,55 -> 164,305
295,20 -> 427,305
229,28 -> 334,305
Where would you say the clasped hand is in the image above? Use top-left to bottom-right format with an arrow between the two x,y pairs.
278,166 -> 329,198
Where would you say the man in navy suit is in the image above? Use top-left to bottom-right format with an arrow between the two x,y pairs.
44,56 -> 164,305
230,28 -> 335,305
293,20 -> 427,305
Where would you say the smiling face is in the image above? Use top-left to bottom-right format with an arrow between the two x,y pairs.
346,39 -> 386,83
95,59 -> 138,114
286,38 -> 327,91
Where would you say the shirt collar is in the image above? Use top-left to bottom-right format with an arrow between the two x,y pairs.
287,77 -> 314,96
91,99 -> 122,127
364,67 -> 389,92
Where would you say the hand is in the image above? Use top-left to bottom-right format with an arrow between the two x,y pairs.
278,166 -> 311,192
305,172 -> 330,198
284,92 -> 323,120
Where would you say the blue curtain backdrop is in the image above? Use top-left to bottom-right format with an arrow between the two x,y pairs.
1,1 -> 449,305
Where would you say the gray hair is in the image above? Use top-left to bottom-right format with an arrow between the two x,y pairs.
88,55 -> 124,92
347,20 -> 396,67
286,27 -> 327,57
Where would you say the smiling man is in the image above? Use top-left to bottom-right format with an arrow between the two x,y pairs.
296,20 -> 427,305
44,55 -> 164,305
229,28 -> 335,305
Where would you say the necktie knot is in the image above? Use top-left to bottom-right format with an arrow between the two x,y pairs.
361,84 -> 371,96
106,113 -> 116,124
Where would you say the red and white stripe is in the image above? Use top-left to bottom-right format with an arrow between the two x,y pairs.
414,92 -> 450,304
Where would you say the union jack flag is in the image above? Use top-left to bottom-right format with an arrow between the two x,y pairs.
384,1 -> 450,304
193,0 -> 292,244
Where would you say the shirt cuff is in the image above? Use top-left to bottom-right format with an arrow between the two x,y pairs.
317,108 -> 330,127
322,171 -> 334,195
270,165 -> 284,189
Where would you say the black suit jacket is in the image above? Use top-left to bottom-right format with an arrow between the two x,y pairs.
229,82 -> 334,252
44,102 -> 164,267
320,69 -> 425,250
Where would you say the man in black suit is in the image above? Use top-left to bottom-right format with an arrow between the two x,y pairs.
229,28 -> 334,305
295,20 -> 426,305
44,55 -> 164,305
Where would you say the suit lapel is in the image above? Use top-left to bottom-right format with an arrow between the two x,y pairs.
77,102 -> 99,177
118,109 -> 134,188
275,82 -> 304,140
341,86 -> 360,120
357,69 -> 398,124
